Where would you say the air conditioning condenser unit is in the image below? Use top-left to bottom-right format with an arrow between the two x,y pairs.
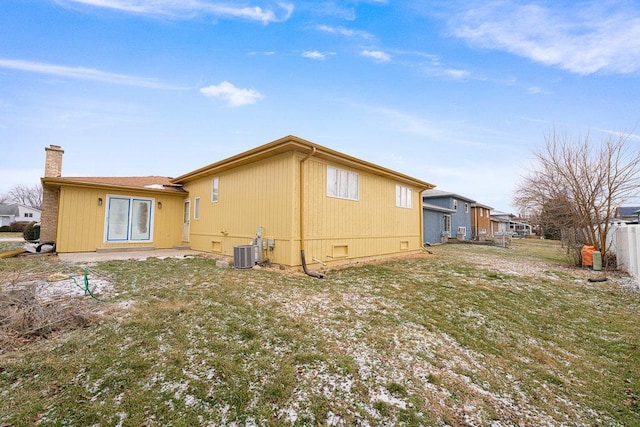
234,245 -> 255,269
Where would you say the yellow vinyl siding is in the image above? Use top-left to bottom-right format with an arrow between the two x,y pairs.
55,186 -> 183,252
301,157 -> 422,265
184,152 -> 297,264
184,150 -> 423,267
56,187 -> 103,252
152,195 -> 184,248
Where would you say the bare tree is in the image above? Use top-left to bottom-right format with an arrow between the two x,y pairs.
514,129 -> 640,265
8,184 -> 43,210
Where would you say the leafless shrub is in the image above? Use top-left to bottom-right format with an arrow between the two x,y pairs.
0,283 -> 100,352
515,129 -> 640,266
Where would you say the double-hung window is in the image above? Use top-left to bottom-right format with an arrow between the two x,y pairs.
105,196 -> 153,242
395,185 -> 412,208
327,166 -> 358,201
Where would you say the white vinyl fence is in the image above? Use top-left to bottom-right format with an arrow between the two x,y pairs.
614,224 -> 640,287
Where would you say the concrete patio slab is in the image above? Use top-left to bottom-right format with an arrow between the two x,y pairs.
57,248 -> 208,263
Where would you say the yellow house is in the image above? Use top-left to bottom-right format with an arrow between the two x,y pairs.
41,136 -> 435,269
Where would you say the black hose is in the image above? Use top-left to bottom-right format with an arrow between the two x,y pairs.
301,250 -> 324,278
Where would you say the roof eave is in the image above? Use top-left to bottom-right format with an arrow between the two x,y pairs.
172,135 -> 435,191
422,203 -> 456,213
41,177 -> 188,196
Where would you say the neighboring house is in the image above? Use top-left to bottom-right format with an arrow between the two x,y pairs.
422,189 -> 474,243
490,211 -> 512,235
41,136 -> 435,268
614,206 -> 640,224
471,202 -> 493,240
490,211 -> 532,236
0,203 -> 41,226
421,201 -> 455,245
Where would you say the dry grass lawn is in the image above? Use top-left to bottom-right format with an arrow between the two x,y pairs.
1,239 -> 639,426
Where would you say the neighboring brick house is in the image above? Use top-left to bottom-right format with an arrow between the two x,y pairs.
471,202 -> 493,240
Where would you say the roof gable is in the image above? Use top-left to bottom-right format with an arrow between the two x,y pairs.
172,135 -> 435,190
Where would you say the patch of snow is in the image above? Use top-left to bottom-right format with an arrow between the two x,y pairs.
371,386 -> 407,410
114,412 -> 127,427
184,394 -> 198,407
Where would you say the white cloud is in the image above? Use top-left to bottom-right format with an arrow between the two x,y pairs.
594,128 -> 640,141
55,0 -> 294,24
526,86 -> 551,95
444,68 -> 470,80
450,1 -> 640,75
0,58 -> 181,89
200,81 -> 264,107
315,25 -> 375,40
361,50 -> 391,62
302,50 -> 333,60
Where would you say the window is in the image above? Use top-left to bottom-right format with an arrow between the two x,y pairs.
464,203 -> 469,213
105,196 -> 153,242
194,197 -> 200,220
24,213 -> 33,218
443,215 -> 451,235
211,177 -> 219,202
480,209 -> 484,217
453,199 -> 458,210
395,185 -> 412,208
327,166 -> 358,201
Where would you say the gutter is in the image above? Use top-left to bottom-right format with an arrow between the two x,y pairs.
299,146 -> 324,278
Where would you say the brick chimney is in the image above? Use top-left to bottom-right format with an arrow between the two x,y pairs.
40,145 -> 64,243
44,145 -> 64,177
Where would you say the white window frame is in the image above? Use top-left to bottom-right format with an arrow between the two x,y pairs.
395,185 -> 412,208
480,208 -> 484,217
453,199 -> 458,210
327,166 -> 359,201
211,177 -> 219,203
104,195 -> 154,243
194,197 -> 201,220
464,203 -> 469,213
443,214 -> 452,236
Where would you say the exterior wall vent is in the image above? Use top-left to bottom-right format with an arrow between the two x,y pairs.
234,245 -> 255,269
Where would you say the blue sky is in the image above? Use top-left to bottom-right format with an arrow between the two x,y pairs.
1,0 -> 639,212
